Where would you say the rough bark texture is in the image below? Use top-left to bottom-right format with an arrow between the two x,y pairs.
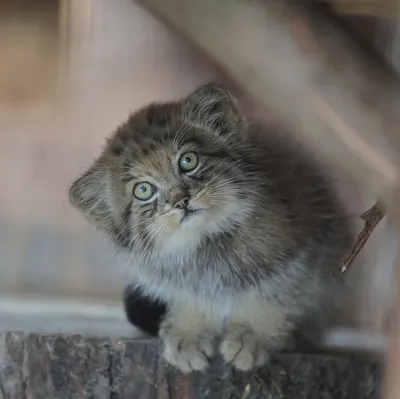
0,332 -> 382,399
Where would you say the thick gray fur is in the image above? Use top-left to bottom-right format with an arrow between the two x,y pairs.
69,83 -> 353,373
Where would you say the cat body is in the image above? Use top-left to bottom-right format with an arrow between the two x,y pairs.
70,84 -> 353,373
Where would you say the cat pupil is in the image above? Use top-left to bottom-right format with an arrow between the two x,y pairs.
184,157 -> 191,163
140,186 -> 147,192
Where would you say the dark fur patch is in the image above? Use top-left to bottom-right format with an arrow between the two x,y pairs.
110,144 -> 124,156
115,202 -> 133,248
123,285 -> 167,336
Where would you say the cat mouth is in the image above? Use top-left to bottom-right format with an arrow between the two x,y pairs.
180,208 -> 202,223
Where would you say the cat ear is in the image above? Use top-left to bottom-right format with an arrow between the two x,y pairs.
69,157 -> 114,233
182,83 -> 244,137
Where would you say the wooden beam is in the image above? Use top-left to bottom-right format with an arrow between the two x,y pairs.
331,0 -> 400,17
0,295 -> 137,338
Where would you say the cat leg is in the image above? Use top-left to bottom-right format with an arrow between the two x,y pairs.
159,303 -> 218,373
220,298 -> 293,371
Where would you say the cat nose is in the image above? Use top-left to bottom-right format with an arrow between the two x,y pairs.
171,193 -> 190,209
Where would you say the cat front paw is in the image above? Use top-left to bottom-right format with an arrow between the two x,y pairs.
219,325 -> 270,371
160,324 -> 215,374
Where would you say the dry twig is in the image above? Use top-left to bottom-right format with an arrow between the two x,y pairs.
333,201 -> 386,275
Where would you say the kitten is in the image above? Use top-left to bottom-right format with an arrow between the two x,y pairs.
69,83 -> 353,373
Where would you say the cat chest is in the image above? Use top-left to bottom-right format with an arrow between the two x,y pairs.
133,270 -> 234,316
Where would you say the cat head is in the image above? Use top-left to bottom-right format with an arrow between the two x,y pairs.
69,83 -> 259,256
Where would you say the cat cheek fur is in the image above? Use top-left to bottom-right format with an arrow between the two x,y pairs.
69,83 -> 354,373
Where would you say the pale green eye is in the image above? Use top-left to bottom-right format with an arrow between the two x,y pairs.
133,182 -> 155,201
179,152 -> 199,172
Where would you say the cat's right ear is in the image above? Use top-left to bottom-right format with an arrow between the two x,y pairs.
69,158 -> 114,232
182,83 -> 245,138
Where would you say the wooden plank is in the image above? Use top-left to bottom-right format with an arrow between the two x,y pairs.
0,333 -> 383,398
0,296 -> 136,339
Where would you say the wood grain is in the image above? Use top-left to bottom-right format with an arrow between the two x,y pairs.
0,332 -> 382,398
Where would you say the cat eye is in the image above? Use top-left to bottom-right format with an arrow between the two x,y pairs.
178,152 -> 199,173
133,182 -> 156,201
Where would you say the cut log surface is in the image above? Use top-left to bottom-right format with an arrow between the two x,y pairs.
0,332 -> 382,399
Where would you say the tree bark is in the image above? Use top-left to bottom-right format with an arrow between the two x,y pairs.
0,332 -> 382,399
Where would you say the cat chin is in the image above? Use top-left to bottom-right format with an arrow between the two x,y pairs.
156,233 -> 203,257
161,210 -> 206,234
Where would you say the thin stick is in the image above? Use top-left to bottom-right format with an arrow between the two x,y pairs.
333,201 -> 386,275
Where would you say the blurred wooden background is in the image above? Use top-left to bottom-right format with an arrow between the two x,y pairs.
1,1 -> 400,397
0,0 -> 399,346
0,0 -> 219,312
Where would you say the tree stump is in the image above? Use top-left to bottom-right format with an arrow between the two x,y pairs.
0,332 -> 382,399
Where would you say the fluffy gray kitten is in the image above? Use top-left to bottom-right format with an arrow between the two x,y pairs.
69,83 -> 353,373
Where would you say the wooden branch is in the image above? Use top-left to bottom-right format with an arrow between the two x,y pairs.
333,201 -> 386,275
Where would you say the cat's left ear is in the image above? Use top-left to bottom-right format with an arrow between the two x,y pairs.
69,156 -> 116,233
182,83 -> 245,137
